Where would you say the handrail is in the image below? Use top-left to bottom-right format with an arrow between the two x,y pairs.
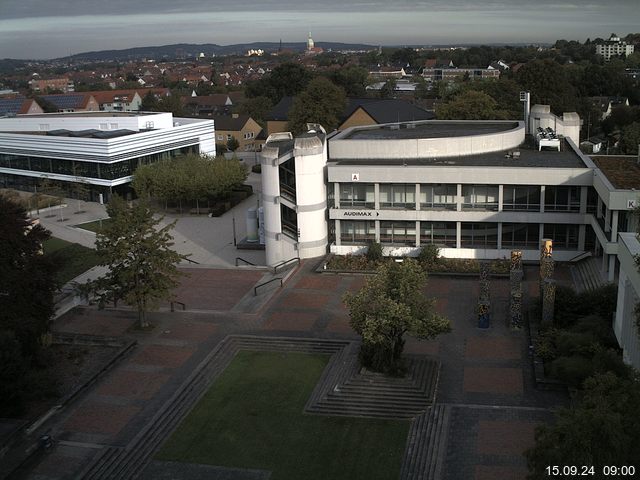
254,277 -> 283,296
568,251 -> 592,263
235,257 -> 256,266
182,256 -> 200,265
272,256 -> 300,274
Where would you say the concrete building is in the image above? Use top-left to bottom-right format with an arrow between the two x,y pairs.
421,66 -> 500,82
614,233 -> 640,369
0,111 -> 215,200
29,77 -> 74,93
595,33 -> 635,61
260,106 -> 640,286
91,90 -> 143,112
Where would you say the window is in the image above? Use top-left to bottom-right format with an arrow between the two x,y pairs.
420,222 -> 456,247
586,187 -> 598,214
462,185 -> 498,210
341,221 -> 375,244
420,184 -> 456,209
226,134 -> 232,141
340,183 -> 374,208
544,186 -> 580,212
99,123 -> 107,130
460,223 -> 498,248
380,221 -> 416,246
110,123 -> 118,130
279,157 -> 296,202
39,124 -> 50,131
281,204 -> 298,239
543,224 -> 579,249
503,185 -> 540,211
502,223 -> 540,249
379,184 -> 416,209
217,134 -> 223,141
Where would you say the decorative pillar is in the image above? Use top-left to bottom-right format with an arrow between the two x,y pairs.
478,263 -> 490,329
541,278 -> 556,325
539,238 -> 554,297
510,250 -> 524,329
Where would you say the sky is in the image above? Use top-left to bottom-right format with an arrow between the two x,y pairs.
0,0 -> 639,59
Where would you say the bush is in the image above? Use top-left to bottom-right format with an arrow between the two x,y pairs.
417,244 -> 440,266
365,241 -> 383,263
548,355 -> 594,387
554,330 -> 600,358
554,284 -> 617,327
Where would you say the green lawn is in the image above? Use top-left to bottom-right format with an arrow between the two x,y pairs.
157,351 -> 410,480
43,238 -> 101,284
74,218 -> 112,233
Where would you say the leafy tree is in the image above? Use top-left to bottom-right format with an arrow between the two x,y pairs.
33,95 -> 59,113
515,59 -> 577,114
246,63 -> 313,104
436,90 -> 509,120
81,196 -> 184,328
238,95 -> 273,125
343,259 -> 450,374
140,90 -> 159,111
0,194 -> 56,357
526,372 -> 640,478
620,122 -> 640,155
379,78 -> 397,99
328,65 -> 370,97
287,77 -> 347,134
227,136 -> 240,152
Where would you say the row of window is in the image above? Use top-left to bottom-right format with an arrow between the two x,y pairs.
0,146 -> 198,181
339,220 -> 580,249
337,183 -> 591,212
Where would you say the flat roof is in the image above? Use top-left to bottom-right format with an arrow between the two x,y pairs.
13,111 -> 162,118
331,138 -> 587,169
592,155 -> 640,189
342,121 -> 519,140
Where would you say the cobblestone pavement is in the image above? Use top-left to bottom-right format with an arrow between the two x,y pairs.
19,262 -> 566,480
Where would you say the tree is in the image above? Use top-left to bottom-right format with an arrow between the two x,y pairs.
619,122 -> 640,155
436,90 -> 509,120
343,259 -> 450,374
0,194 -> 56,356
140,91 -> 159,111
226,136 -> 240,152
379,78 -> 397,99
287,77 -> 347,134
246,63 -> 313,104
238,95 -> 273,126
526,372 -> 640,478
515,59 -> 577,114
81,196 -> 185,328
328,65 -> 370,97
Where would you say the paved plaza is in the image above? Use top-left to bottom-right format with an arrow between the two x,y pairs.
12,260 -> 569,480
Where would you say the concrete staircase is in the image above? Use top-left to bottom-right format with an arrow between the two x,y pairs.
571,257 -> 606,292
400,404 -> 452,480
306,351 -> 440,419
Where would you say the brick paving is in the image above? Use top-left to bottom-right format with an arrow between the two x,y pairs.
25,260 -> 567,480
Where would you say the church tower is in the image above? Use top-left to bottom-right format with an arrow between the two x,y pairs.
307,32 -> 314,51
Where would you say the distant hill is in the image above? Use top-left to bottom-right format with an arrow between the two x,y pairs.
56,42 -> 378,62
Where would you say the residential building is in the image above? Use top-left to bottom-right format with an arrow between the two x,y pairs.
91,90 -> 143,112
421,66 -> 500,82
38,93 -> 100,113
213,114 -> 263,151
595,33 -> 635,61
0,98 -> 44,116
0,111 -> 215,201
183,94 -> 234,117
589,96 -> 630,120
29,77 -> 74,93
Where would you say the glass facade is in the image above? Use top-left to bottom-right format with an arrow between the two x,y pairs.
420,222 -> 457,247
503,185 -> 541,211
379,184 -> 415,209
420,184 -> 456,210
280,204 -> 298,240
462,185 -> 498,211
340,183 -> 375,208
380,221 -> 416,246
341,220 -> 376,244
544,224 -> 579,249
544,186 -> 580,212
502,223 -> 540,249
0,145 -> 198,181
461,223 -> 499,248
278,157 -> 296,202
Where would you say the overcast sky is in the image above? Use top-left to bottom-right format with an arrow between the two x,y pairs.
1,0 -> 639,59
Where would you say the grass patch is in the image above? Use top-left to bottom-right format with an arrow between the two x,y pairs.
157,351 -> 409,480
74,218 -> 112,233
43,238 -> 100,284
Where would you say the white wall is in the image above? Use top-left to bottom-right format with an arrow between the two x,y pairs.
614,233 -> 640,369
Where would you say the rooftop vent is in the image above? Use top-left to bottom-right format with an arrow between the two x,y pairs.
390,124 -> 400,130
406,123 -> 416,129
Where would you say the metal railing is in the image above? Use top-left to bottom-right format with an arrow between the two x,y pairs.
170,301 -> 186,312
235,257 -> 256,266
181,256 -> 200,265
254,277 -> 283,296
568,251 -> 593,263
273,256 -> 300,274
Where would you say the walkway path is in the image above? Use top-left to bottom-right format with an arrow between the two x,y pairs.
15,262 -> 565,480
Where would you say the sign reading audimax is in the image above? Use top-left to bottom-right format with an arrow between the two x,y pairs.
342,210 -> 380,217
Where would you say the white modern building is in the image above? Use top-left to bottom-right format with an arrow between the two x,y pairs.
614,233 -> 640,369
0,111 -> 215,200
260,107 -> 640,284
595,33 -> 635,61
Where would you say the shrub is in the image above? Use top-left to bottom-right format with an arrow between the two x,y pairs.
548,355 -> 594,387
554,330 -> 600,358
365,241 -> 383,263
417,244 -> 440,266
